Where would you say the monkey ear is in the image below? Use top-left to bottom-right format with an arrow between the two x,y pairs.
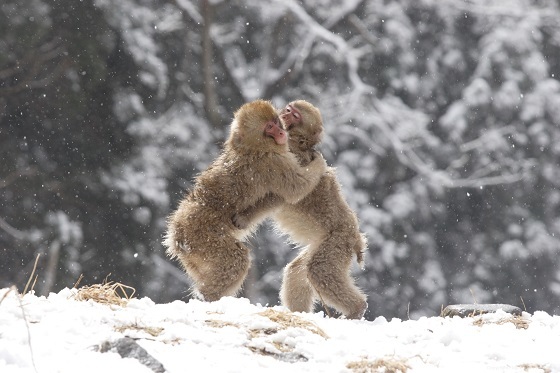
313,128 -> 323,144
232,132 -> 244,148
226,121 -> 244,149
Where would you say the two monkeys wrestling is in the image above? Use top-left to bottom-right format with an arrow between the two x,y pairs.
164,99 -> 367,320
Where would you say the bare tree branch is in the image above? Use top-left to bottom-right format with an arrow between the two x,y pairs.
0,217 -> 25,240
0,39 -> 68,96
348,14 -> 378,47
0,167 -> 37,189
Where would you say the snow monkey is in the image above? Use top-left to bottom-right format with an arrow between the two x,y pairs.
233,100 -> 368,319
164,100 -> 327,301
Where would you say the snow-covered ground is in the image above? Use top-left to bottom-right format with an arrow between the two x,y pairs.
1,287 -> 559,373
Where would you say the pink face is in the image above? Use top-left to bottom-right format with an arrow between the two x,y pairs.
264,117 -> 287,145
279,103 -> 302,131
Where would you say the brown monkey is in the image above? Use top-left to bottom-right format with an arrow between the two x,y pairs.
164,100 -> 327,302
233,100 -> 368,319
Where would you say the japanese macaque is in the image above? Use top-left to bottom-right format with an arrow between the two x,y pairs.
233,100 -> 368,319
164,100 -> 327,301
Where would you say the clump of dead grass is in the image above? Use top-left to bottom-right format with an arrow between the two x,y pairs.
204,309 -> 328,339
71,275 -> 135,307
204,308 -> 327,362
0,286 -> 16,305
114,323 -> 163,338
473,315 -> 530,330
347,357 -> 410,373
204,319 -> 240,329
518,363 -> 551,372
258,308 -> 329,339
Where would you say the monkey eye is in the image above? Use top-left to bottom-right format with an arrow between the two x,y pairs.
293,112 -> 300,120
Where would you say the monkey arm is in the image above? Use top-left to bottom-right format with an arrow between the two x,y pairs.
272,152 -> 327,205
231,151 -> 325,229
232,194 -> 284,230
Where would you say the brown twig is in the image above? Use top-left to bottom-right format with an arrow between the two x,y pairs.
469,288 -> 478,304
520,296 -> 527,312
23,254 -> 41,295
73,274 -> 84,289
0,286 -> 15,306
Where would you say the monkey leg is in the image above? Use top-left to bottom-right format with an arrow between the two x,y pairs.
280,251 -> 315,313
306,235 -> 368,320
179,238 -> 251,302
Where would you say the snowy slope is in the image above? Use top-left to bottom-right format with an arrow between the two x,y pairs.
1,287 -> 559,373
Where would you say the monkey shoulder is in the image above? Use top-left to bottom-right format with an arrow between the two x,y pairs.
186,160 -> 240,203
221,152 -> 283,194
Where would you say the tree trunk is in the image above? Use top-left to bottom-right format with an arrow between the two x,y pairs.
201,0 -> 221,129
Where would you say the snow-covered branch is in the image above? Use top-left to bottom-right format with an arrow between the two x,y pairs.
323,0 -> 364,29
460,125 -> 516,153
278,0 -> 374,95
370,99 -> 526,189
175,0 -> 202,23
442,0 -> 558,20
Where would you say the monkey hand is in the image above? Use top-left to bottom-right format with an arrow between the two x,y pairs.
232,212 -> 250,230
307,151 -> 327,173
356,250 -> 365,269
355,233 -> 368,269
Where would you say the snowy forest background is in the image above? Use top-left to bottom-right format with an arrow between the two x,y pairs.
2,0 -> 560,320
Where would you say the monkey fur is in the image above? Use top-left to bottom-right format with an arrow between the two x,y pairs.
233,100 -> 368,319
164,100 -> 327,301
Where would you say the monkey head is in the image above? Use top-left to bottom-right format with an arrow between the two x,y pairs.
279,100 -> 323,152
227,100 -> 288,153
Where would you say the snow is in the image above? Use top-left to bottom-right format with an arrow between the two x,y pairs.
2,288 -> 560,372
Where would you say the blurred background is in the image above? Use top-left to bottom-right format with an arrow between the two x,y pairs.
2,0 -> 560,320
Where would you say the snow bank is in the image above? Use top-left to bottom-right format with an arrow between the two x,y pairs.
1,288 -> 559,372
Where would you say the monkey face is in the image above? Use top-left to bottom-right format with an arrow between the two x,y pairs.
264,117 -> 287,145
280,102 -> 302,130
280,100 -> 323,152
